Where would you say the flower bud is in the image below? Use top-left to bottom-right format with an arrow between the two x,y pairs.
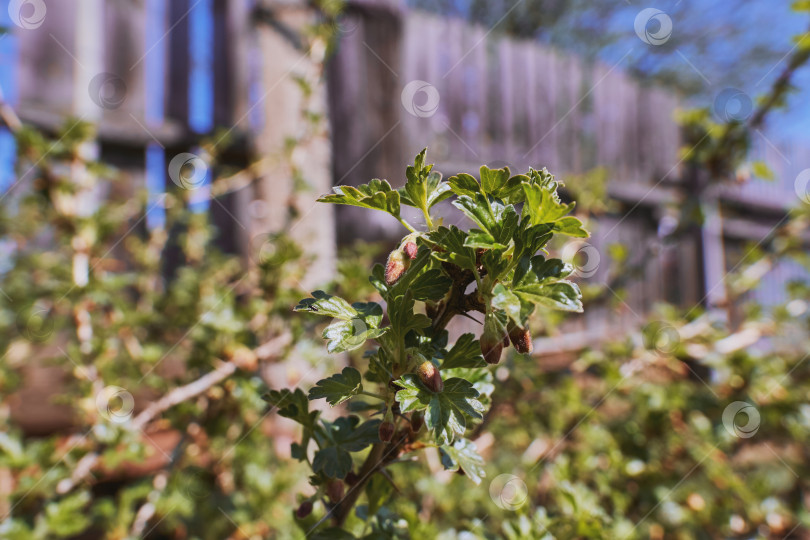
296,500 -> 313,519
385,249 -> 409,286
410,410 -> 424,433
509,326 -> 533,354
503,335 -> 510,348
481,313 -> 506,364
480,332 -> 504,365
416,360 -> 443,393
425,301 -> 441,320
403,241 -> 418,260
344,471 -> 359,486
326,480 -> 344,503
379,420 -> 395,442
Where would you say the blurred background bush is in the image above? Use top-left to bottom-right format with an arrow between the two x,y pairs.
1,0 -> 809,538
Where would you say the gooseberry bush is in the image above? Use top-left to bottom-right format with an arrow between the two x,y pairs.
264,150 -> 589,536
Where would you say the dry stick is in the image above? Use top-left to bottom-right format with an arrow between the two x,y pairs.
56,333 -> 291,495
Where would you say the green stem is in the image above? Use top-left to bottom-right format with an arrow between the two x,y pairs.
422,208 -> 435,231
397,216 -> 417,233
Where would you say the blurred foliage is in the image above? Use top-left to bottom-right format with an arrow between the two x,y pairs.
2,2 -> 810,539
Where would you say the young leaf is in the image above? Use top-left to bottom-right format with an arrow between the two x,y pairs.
439,438 -> 486,485
399,149 -> 453,212
394,375 -> 484,445
521,181 -> 574,226
553,216 -> 589,238
318,178 -> 401,218
308,367 -> 363,406
447,172 -> 481,198
322,320 -> 387,353
312,416 -> 382,479
294,291 -> 357,319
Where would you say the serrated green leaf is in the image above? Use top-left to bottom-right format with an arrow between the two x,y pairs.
263,388 -> 318,427
318,178 -> 401,218
312,416 -> 381,478
439,438 -> 486,485
514,280 -> 582,313
464,229 -> 507,250
322,320 -> 387,353
428,226 -> 477,272
441,333 -> 486,369
447,172 -> 481,198
521,181 -> 574,225
394,375 -> 483,445
408,268 -> 452,301
388,292 -> 431,341
399,149 -> 453,212
553,216 -> 589,238
308,367 -> 363,406
294,290 -> 356,319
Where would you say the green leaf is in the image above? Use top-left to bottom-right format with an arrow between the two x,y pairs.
322,321 -> 387,353
480,165 -> 528,203
428,226 -> 477,272
394,375 -> 483,445
388,292 -> 431,341
318,178 -> 401,218
399,149 -> 453,212
441,333 -> 486,369
447,172 -> 481,198
439,438 -> 486,485
365,473 -> 393,518
296,293 -> 386,352
513,280 -> 582,313
751,161 -> 775,182
464,229 -> 507,250
263,388 -> 318,427
454,194 -> 519,248
553,216 -> 589,238
294,290 -> 357,319
408,268 -> 452,301
491,283 -> 521,324
312,416 -> 381,479
521,181 -> 574,225
308,367 -> 363,406
792,1 -> 810,13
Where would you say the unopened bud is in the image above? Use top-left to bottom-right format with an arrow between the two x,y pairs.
480,334 -> 504,365
344,471 -> 359,486
426,301 -> 441,320
403,241 -> 418,260
410,410 -> 424,433
509,326 -> 533,354
503,335 -> 510,348
326,480 -> 344,503
416,360 -> 443,393
296,500 -> 313,519
385,249 -> 409,286
379,420 -> 395,442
